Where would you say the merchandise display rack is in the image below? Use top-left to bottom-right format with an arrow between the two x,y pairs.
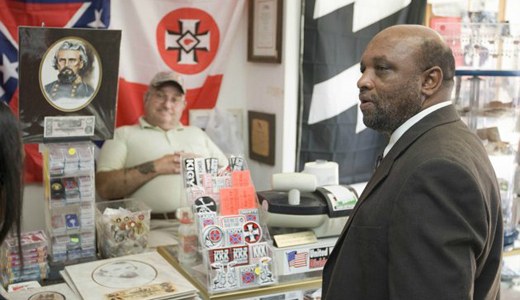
42,142 -> 97,263
180,155 -> 278,294
434,21 -> 520,248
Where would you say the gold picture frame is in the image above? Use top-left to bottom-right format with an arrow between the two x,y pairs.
247,0 -> 283,63
248,111 -> 275,165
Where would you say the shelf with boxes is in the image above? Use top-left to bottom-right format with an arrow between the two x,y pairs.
42,142 -> 97,263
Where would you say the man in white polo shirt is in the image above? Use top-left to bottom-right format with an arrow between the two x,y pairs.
96,71 -> 227,247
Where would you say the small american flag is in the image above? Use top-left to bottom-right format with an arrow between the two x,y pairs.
287,251 -> 308,268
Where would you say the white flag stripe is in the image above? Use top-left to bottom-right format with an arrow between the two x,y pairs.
110,2 -> 167,84
353,0 -> 411,32
313,0 -> 354,19
308,63 -> 366,134
210,3 -> 246,73
109,0 -> 243,89
64,2 -> 91,28
355,102 -> 366,133
0,22 -> 18,50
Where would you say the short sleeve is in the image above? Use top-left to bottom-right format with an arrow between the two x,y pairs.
96,129 -> 129,172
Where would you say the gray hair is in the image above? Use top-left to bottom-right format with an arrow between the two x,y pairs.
52,40 -> 89,71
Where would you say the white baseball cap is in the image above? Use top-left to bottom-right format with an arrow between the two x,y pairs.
150,71 -> 185,94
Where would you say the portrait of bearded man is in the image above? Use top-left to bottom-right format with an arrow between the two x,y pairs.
44,40 -> 96,103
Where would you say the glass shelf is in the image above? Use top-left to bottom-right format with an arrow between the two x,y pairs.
455,70 -> 520,77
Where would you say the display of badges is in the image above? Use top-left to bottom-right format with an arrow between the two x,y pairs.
194,196 -> 217,213
182,154 -> 277,293
243,221 -> 262,244
202,225 -> 225,248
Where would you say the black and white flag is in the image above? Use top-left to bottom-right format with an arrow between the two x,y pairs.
299,0 -> 427,184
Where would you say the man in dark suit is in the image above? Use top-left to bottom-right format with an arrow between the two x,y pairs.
322,25 -> 503,299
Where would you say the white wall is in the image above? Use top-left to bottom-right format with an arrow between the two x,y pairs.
192,0 -> 300,190
243,0 -> 300,191
21,1 -> 301,231
21,184 -> 46,232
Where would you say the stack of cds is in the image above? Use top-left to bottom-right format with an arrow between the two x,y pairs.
0,230 -> 49,287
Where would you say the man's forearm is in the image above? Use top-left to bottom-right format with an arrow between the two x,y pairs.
96,161 -> 159,200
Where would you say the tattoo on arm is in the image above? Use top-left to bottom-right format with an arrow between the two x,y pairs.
137,162 -> 156,175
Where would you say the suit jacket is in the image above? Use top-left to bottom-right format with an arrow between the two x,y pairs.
322,105 -> 503,300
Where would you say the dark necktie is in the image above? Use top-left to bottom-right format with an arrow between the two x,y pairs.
374,154 -> 383,172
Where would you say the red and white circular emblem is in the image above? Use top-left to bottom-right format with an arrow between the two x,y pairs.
202,225 -> 224,248
243,221 -> 262,244
156,8 -> 220,74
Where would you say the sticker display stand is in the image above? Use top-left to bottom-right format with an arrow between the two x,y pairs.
181,155 -> 277,293
43,142 -> 97,263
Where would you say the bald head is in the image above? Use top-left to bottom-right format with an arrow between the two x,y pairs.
371,25 -> 455,87
373,24 -> 443,41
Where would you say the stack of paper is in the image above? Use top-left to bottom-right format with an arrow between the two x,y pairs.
60,251 -> 198,299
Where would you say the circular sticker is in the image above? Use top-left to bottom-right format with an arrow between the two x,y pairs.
202,225 -> 224,248
68,147 -> 76,155
243,221 -> 262,244
51,182 -> 63,191
194,196 -> 217,213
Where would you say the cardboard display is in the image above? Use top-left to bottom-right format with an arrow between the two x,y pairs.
18,27 -> 121,143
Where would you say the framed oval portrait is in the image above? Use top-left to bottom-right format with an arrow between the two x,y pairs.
39,36 -> 102,112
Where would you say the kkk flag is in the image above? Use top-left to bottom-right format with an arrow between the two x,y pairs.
109,0 -> 245,126
299,0 -> 426,184
0,0 -> 110,182
0,0 -> 244,182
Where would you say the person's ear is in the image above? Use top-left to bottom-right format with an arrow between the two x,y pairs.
421,66 -> 443,96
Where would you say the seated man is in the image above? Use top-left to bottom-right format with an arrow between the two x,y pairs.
96,71 -> 227,247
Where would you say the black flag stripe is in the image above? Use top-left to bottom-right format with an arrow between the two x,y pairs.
298,0 -> 426,184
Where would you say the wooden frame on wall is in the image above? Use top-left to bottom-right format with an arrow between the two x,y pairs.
248,111 -> 275,165
247,0 -> 283,63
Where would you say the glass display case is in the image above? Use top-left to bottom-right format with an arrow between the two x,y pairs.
434,21 -> 520,248
452,69 -> 520,247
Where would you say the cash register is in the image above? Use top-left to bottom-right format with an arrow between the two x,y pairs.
256,161 -> 358,276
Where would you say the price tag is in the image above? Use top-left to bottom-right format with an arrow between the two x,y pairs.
273,231 -> 317,248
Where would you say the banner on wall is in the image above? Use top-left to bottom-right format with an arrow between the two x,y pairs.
299,0 -> 427,184
0,0 -> 245,182
109,0 -> 245,126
